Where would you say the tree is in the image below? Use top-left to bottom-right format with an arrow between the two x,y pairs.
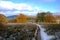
36,12 -> 57,23
45,14 -> 57,23
16,14 -> 27,23
36,12 -> 47,22
0,14 -> 7,24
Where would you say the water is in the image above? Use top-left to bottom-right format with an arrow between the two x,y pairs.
36,24 -> 54,40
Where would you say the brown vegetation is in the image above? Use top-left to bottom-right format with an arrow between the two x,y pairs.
8,19 -> 16,23
0,23 -> 38,40
45,14 -> 57,23
0,14 -> 7,24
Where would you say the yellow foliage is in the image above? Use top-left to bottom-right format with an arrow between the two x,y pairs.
16,14 -> 27,23
0,14 -> 7,24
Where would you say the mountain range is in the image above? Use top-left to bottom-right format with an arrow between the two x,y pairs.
7,15 -> 17,19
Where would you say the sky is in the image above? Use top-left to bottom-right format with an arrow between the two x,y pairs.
0,0 -> 60,16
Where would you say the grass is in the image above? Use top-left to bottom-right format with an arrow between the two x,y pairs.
0,23 -> 38,40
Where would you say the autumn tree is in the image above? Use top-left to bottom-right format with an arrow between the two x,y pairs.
45,14 -> 57,23
0,14 -> 7,24
16,14 -> 27,23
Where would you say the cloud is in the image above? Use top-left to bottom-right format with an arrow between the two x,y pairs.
0,1 -> 41,16
0,1 -> 38,11
0,1 -> 17,9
